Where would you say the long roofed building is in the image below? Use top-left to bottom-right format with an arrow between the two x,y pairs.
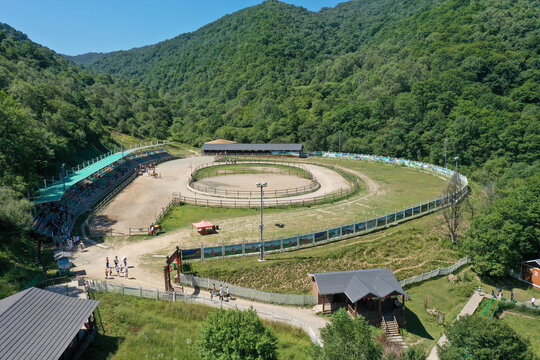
0,287 -> 99,360
201,142 -> 303,156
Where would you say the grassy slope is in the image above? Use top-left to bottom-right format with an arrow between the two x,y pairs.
0,235 -> 55,299
85,292 -> 312,360
500,312 -> 540,357
108,130 -> 199,157
176,213 -> 461,294
403,267 -> 539,352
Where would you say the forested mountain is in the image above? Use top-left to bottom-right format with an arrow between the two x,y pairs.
0,22 -> 172,193
77,0 -> 539,172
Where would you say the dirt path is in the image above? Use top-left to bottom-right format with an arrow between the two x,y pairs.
499,310 -> 538,320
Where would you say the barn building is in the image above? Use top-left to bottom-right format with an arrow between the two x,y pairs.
521,259 -> 540,291
0,287 -> 99,360
201,142 -> 303,157
309,269 -> 408,327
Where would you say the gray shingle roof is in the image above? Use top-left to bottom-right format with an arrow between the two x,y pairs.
0,287 -> 99,360
309,269 -> 408,303
201,143 -> 303,151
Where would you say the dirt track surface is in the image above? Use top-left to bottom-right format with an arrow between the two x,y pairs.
91,156 -> 351,235
193,174 -> 314,195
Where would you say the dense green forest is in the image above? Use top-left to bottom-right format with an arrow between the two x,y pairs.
78,0 -> 539,173
0,0 -> 538,296
0,23 -> 172,193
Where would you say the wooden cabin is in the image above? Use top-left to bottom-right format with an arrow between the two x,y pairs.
309,269 -> 409,327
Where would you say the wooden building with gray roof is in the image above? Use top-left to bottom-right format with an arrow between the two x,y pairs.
309,269 -> 409,327
0,287 -> 99,360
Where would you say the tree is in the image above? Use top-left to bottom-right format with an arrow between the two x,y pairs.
440,173 -> 467,245
197,308 -> 277,360
311,308 -> 382,360
465,173 -> 539,277
0,186 -> 33,242
438,315 -> 535,360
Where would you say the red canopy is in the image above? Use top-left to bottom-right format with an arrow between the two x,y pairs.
192,220 -> 214,229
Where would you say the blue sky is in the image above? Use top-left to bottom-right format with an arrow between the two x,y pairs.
0,0 -> 347,56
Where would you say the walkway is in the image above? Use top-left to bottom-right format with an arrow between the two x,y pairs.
427,292 -> 483,360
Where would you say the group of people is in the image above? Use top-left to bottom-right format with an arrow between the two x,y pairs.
210,283 -> 230,301
105,255 -> 129,279
480,286 -> 536,307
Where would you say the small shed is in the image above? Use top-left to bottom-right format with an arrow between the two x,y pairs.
521,259 -> 540,291
54,251 -> 72,275
192,220 -> 216,235
309,269 -> 409,326
0,287 -> 99,360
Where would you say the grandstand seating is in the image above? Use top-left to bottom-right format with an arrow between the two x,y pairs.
33,149 -> 173,238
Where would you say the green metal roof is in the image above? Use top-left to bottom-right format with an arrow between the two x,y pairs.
34,150 -> 134,204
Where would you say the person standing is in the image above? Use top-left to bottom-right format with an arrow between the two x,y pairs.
510,290 -> 514,302
116,263 -> 120,276
226,286 -> 230,299
105,268 -> 108,279
114,256 -> 119,268
106,257 -> 109,269
122,256 -> 127,268
532,297 -> 536,307
219,287 -> 223,301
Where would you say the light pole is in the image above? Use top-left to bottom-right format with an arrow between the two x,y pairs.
61,163 -> 66,192
338,130 -> 342,154
121,140 -> 124,156
61,163 -> 67,222
256,182 -> 267,262
444,138 -> 448,168
454,156 -> 459,174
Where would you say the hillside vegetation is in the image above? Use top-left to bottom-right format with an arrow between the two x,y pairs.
79,0 -> 538,172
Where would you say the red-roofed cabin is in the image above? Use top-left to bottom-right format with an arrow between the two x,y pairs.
522,259 -> 540,291
193,220 -> 216,235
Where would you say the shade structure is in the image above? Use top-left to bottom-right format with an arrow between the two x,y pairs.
192,220 -> 215,229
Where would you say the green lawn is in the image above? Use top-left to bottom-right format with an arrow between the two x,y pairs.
500,312 -> 540,357
402,267 -> 539,353
158,203 -> 282,234
84,292 -> 312,360
194,162 -> 312,180
402,267 -> 478,352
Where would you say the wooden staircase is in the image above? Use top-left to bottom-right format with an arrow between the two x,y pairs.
381,312 -> 406,349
